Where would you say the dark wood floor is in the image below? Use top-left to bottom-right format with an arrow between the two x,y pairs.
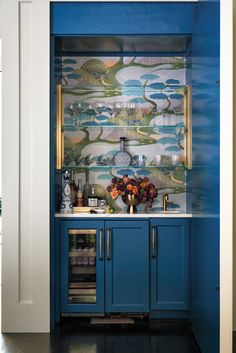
234,331 -> 236,353
0,328 -> 201,353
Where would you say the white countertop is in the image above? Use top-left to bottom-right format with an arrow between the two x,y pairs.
55,212 -> 192,218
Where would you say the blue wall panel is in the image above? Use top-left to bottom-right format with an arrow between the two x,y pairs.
191,218 -> 219,353
190,2 -> 220,353
51,2 -> 196,35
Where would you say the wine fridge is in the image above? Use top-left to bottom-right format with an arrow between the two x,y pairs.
61,221 -> 104,313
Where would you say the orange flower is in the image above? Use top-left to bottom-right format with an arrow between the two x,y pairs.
140,181 -> 148,188
123,176 -> 130,183
111,188 -> 119,199
132,186 -> 138,195
126,184 -> 133,191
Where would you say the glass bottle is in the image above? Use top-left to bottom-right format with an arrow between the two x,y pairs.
88,187 -> 98,207
83,171 -> 91,206
76,179 -> 84,207
70,171 -> 78,206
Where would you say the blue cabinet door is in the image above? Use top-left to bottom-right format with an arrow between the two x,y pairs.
61,220 -> 104,313
105,220 -> 149,313
150,219 -> 189,311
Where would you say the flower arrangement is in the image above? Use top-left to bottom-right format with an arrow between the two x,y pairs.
107,175 -> 157,208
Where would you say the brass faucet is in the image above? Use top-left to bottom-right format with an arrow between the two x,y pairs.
163,193 -> 173,212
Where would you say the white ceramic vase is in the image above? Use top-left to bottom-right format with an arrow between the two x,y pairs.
60,170 -> 73,214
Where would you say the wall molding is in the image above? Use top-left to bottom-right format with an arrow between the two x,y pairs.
1,0 -> 50,332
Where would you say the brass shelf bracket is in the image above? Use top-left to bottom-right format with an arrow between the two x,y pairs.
184,86 -> 192,169
56,84 -> 63,169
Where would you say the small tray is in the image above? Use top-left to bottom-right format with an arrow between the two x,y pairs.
73,207 -> 91,214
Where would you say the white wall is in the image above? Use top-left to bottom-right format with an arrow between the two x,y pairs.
233,0 -> 236,332
0,36 -> 2,333
220,0 -> 233,350
0,39 -> 2,199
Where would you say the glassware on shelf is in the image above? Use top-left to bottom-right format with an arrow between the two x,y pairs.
155,155 -> 162,166
75,155 -> 92,166
132,154 -> 147,167
171,154 -> 181,166
96,154 -> 110,166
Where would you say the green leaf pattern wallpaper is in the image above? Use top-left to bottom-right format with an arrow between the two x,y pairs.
60,56 -> 188,212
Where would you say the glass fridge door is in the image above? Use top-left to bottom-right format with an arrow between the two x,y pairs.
61,221 -> 104,313
68,229 -> 97,304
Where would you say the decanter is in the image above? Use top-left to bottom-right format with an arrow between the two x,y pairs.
113,137 -> 131,167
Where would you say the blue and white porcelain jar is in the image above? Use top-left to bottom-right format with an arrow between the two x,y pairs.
60,170 -> 73,214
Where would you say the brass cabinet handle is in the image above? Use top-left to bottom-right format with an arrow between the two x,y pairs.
183,86 -> 192,170
106,228 -> 111,260
56,84 -> 62,170
152,226 -> 156,258
99,229 -> 103,260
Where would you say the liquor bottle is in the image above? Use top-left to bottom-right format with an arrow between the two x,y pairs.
83,171 -> 91,206
76,179 -> 84,207
70,171 -> 78,206
88,187 -> 98,207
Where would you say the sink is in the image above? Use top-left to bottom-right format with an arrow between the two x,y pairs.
147,209 -> 182,214
163,210 -> 182,214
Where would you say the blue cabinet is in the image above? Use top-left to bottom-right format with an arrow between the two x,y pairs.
150,219 -> 189,311
105,221 -> 149,313
59,218 -> 189,315
60,219 -> 149,314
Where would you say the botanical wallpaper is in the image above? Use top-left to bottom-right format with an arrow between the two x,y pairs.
58,56 -> 188,211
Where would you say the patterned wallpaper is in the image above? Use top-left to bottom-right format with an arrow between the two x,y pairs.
58,56 -> 188,211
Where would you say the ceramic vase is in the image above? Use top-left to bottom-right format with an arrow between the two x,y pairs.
60,170 -> 73,214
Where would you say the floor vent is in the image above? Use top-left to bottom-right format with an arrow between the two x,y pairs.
90,317 -> 135,325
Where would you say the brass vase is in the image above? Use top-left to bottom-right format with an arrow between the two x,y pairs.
122,194 -> 139,214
